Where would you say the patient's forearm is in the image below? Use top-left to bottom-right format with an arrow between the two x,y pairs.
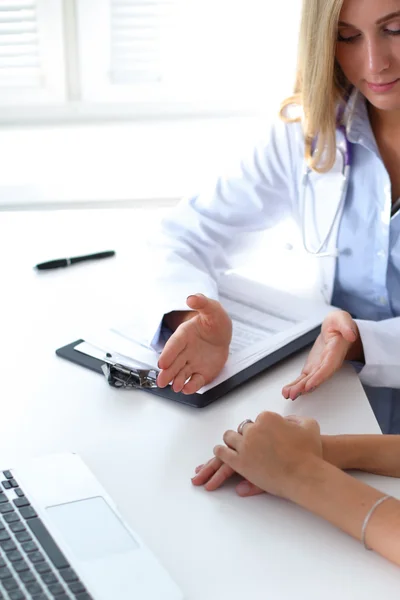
293,459 -> 400,565
323,435 -> 400,477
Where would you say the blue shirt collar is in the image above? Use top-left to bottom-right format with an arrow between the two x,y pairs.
344,88 -> 379,154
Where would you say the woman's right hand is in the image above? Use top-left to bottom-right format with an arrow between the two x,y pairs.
213,412 -> 323,500
191,429 -> 350,495
156,294 -> 232,394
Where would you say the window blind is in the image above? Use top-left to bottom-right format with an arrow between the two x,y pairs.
0,0 -> 41,88
110,0 -> 174,85
0,0 -> 65,107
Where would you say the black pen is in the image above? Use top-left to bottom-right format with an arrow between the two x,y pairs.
35,250 -> 116,270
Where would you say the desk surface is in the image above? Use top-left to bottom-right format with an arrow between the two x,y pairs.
1,208 -> 399,599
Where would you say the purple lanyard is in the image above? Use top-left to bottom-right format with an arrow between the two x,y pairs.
336,103 -> 352,168
311,106 -> 352,168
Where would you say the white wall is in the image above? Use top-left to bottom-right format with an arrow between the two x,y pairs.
0,113 -> 277,209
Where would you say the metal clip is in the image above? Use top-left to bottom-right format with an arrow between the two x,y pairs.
101,362 -> 158,390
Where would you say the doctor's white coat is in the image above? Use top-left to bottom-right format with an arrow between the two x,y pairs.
141,112 -> 400,391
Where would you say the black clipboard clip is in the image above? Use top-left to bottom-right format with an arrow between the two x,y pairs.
101,362 -> 158,390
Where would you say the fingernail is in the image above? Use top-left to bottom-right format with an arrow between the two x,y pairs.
236,481 -> 251,495
195,464 -> 204,473
286,415 -> 301,424
292,393 -> 301,401
309,387 -> 316,393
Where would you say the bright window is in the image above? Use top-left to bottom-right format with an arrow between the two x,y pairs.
0,0 -> 301,118
0,1 -> 302,207
0,0 -> 65,105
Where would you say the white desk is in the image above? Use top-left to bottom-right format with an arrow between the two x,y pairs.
1,208 -> 399,599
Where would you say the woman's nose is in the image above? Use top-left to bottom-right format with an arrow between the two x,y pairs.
365,39 -> 391,76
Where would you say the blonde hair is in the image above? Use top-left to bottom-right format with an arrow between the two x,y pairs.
281,0 -> 350,173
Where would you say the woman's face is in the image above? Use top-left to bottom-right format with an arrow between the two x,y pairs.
336,0 -> 400,111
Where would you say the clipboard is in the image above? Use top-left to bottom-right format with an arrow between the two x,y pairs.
55,326 -> 320,408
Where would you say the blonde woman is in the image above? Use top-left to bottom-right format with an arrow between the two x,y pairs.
142,0 -> 400,433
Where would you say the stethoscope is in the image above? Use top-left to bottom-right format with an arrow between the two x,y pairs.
301,124 -> 352,258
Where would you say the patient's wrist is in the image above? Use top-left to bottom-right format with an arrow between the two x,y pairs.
322,435 -> 348,470
285,456 -> 328,504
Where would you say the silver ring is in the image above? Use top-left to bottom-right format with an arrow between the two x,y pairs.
237,419 -> 253,435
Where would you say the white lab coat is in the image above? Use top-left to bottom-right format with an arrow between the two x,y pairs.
142,112 -> 400,390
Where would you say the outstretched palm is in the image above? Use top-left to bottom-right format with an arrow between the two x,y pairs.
157,294 -> 232,394
282,310 -> 358,400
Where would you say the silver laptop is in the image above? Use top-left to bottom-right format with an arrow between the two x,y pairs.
0,453 -> 183,600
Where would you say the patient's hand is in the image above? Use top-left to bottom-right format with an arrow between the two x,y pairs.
192,456 -> 264,497
282,310 -> 360,401
192,432 -> 343,494
157,294 -> 232,394
213,412 -> 322,500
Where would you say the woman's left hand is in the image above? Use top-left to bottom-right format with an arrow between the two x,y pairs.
282,310 -> 359,401
191,456 -> 264,497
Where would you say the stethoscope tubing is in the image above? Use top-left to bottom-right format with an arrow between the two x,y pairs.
301,129 -> 351,258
